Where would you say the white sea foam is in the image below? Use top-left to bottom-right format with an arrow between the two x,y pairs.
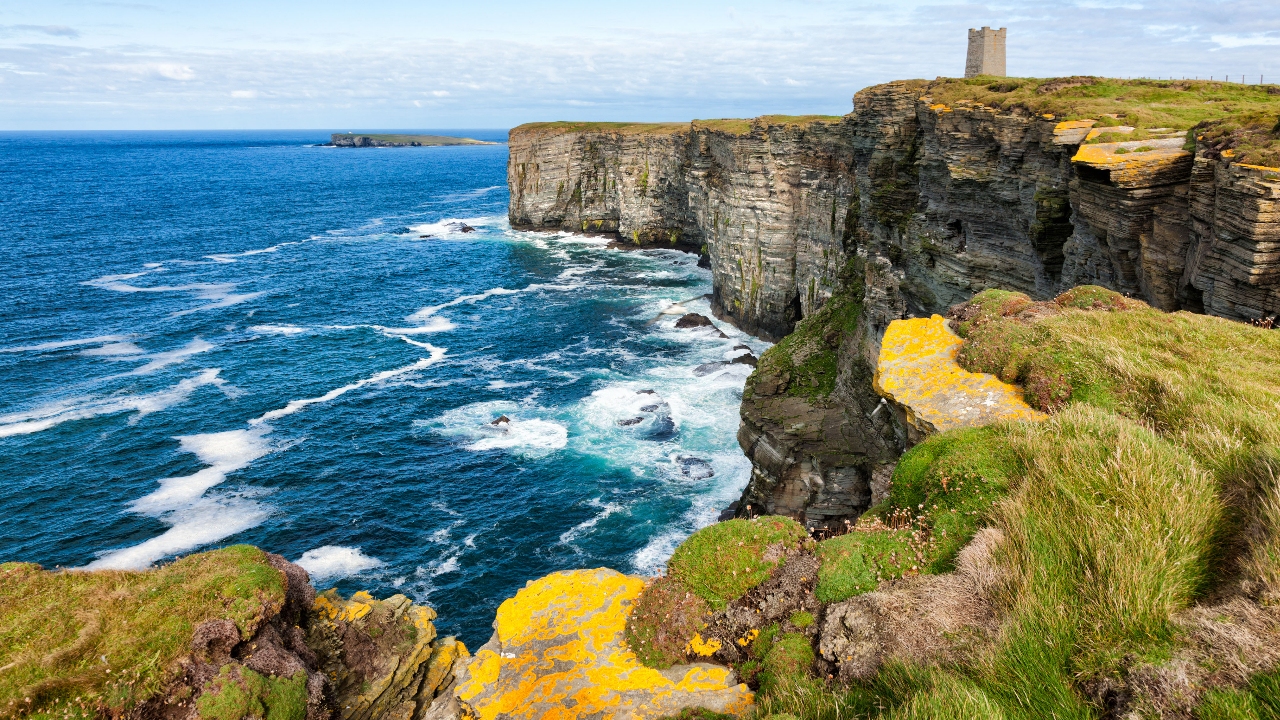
249,324 -> 308,336
430,554 -> 460,576
128,338 -> 214,375
408,287 -> 520,323
1,334 -> 133,354
205,241 -> 303,263
430,400 -> 568,456
559,499 -> 625,544
296,546 -> 385,582
83,271 -> 263,316
129,427 -> 276,514
407,216 -> 496,237
82,341 -> 146,357
0,369 -> 227,438
87,495 -> 269,570
487,380 -> 533,390
252,347 -> 446,424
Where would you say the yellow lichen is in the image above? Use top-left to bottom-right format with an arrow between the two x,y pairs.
313,594 -> 339,621
875,315 -> 1047,434
685,634 -> 723,657
454,568 -> 752,719
736,629 -> 759,647
929,103 -> 952,113
342,601 -> 372,622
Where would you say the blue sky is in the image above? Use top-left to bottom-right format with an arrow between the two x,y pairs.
1,0 -> 1276,129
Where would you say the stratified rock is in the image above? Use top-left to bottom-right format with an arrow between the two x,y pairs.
451,568 -> 753,719
874,315 -> 1047,434
308,589 -> 469,720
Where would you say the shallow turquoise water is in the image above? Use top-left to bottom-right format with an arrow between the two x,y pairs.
0,130 -> 765,644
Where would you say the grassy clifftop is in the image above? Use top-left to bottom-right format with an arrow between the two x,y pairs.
512,115 -> 844,139
627,287 -> 1280,719
0,546 -> 287,719
919,76 -> 1280,167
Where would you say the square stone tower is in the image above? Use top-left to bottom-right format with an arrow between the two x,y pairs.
965,26 -> 1006,78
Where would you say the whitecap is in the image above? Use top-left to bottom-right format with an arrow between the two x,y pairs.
0,369 -> 227,438
431,555 -> 460,576
430,400 -> 568,456
204,240 -> 303,263
82,271 -> 263,316
86,495 -> 269,570
128,427 -> 276,514
251,346 -> 446,424
249,324 -> 307,336
487,380 -> 533,390
408,287 -> 520,323
128,338 -> 214,375
81,342 -> 146,357
559,499 -> 625,544
1,334 -> 133,354
296,546 -> 385,582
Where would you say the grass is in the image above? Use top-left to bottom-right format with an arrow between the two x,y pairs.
668,517 -> 809,610
512,115 -> 844,139
922,76 -> 1280,132
918,76 -> 1280,167
0,545 -> 286,719
1197,669 -> 1280,719
748,263 -> 864,401
639,284 -> 1280,718
195,666 -> 308,720
814,426 -> 1020,603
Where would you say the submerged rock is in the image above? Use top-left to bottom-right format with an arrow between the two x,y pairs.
452,568 -> 753,719
693,361 -> 731,376
677,456 -> 715,480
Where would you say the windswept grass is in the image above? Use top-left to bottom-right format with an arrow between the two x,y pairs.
922,76 -> 1280,133
0,545 -> 285,719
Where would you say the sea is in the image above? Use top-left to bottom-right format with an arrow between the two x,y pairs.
0,130 -> 767,646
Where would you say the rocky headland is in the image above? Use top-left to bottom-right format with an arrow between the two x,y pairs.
327,134 -> 496,148
4,76 -> 1280,720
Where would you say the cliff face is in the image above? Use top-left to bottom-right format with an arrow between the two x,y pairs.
508,119 -> 854,341
508,81 -> 1280,528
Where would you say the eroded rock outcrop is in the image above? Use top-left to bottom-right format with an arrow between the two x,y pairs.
874,314 -> 1046,434
308,589 -> 467,720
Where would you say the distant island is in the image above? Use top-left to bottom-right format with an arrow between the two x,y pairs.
326,133 -> 498,147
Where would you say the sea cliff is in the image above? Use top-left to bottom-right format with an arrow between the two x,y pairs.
508,76 -> 1280,529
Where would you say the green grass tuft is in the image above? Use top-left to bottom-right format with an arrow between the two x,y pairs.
668,516 -> 808,610
195,665 -> 308,720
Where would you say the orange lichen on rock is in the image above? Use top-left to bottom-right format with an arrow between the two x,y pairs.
874,315 -> 1047,434
452,568 -> 753,720
1071,137 -> 1192,187
1052,119 -> 1096,145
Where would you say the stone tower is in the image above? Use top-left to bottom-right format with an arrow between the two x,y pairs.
965,26 -> 1006,78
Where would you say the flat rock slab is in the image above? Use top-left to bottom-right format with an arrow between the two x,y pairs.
875,315 -> 1047,434
453,568 -> 753,719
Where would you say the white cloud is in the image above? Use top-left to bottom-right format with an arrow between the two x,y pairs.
1211,33 -> 1280,48
153,63 -> 194,80
0,0 -> 1276,129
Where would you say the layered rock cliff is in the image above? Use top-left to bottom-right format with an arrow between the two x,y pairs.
508,78 -> 1280,528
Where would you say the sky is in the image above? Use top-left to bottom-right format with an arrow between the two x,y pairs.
0,0 -> 1276,130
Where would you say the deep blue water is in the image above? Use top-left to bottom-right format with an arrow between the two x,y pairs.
0,130 -> 764,646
